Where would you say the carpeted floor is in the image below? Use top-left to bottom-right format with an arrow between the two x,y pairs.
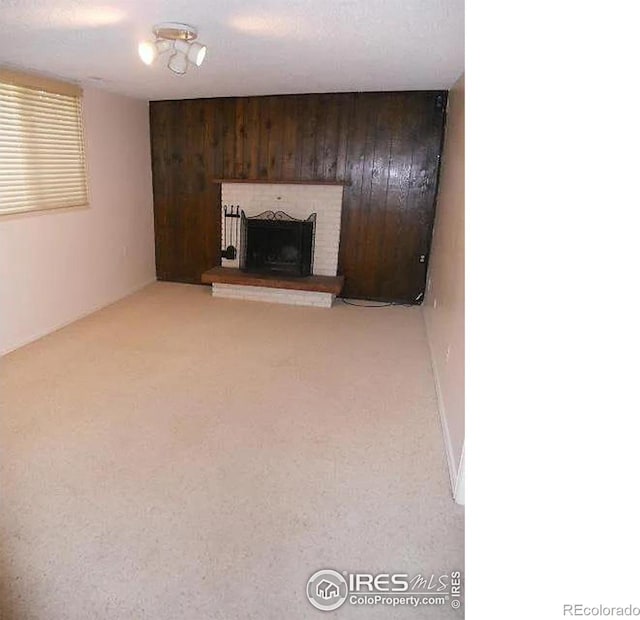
0,282 -> 463,619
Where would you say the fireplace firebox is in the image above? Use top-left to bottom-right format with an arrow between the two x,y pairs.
240,210 -> 316,277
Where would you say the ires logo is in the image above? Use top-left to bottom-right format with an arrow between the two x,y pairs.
451,571 -> 462,597
450,571 -> 462,609
347,573 -> 411,592
347,571 -> 461,593
307,569 -> 464,612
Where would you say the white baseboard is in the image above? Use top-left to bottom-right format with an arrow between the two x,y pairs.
454,448 -> 465,505
423,310 -> 464,505
1,277 -> 156,357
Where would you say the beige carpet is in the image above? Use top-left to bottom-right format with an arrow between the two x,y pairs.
0,282 -> 463,619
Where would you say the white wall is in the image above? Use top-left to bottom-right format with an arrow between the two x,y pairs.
0,87 -> 156,355
424,74 -> 465,504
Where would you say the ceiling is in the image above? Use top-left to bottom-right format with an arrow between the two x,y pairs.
0,0 -> 464,101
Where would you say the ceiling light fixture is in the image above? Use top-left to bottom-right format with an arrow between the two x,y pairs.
138,23 -> 207,75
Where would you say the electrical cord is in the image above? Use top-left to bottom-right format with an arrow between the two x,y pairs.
339,299 -> 416,308
340,299 -> 393,308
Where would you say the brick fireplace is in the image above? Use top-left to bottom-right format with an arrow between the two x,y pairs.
220,182 -> 343,275
204,182 -> 345,307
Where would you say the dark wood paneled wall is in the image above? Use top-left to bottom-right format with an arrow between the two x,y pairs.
150,91 -> 446,302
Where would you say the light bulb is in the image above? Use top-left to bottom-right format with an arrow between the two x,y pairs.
174,40 -> 207,67
138,40 -> 157,65
189,42 -> 207,66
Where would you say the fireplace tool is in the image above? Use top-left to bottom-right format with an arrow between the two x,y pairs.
221,205 -> 241,260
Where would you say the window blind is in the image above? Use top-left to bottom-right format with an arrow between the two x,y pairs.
0,69 -> 88,215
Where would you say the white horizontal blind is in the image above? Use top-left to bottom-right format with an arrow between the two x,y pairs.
0,71 -> 88,215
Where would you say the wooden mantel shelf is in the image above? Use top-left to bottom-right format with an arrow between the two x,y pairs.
210,178 -> 349,186
201,267 -> 344,295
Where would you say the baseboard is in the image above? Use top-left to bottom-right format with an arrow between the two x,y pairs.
423,309 -> 464,504
1,276 -> 157,357
454,447 -> 465,505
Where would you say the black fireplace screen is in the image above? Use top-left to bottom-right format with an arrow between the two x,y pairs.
240,210 -> 316,277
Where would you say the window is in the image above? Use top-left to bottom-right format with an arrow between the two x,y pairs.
0,69 -> 88,215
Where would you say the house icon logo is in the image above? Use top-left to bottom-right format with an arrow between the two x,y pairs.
317,579 -> 340,599
306,569 -> 348,611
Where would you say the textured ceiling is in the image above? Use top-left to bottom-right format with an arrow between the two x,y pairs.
0,0 -> 464,101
